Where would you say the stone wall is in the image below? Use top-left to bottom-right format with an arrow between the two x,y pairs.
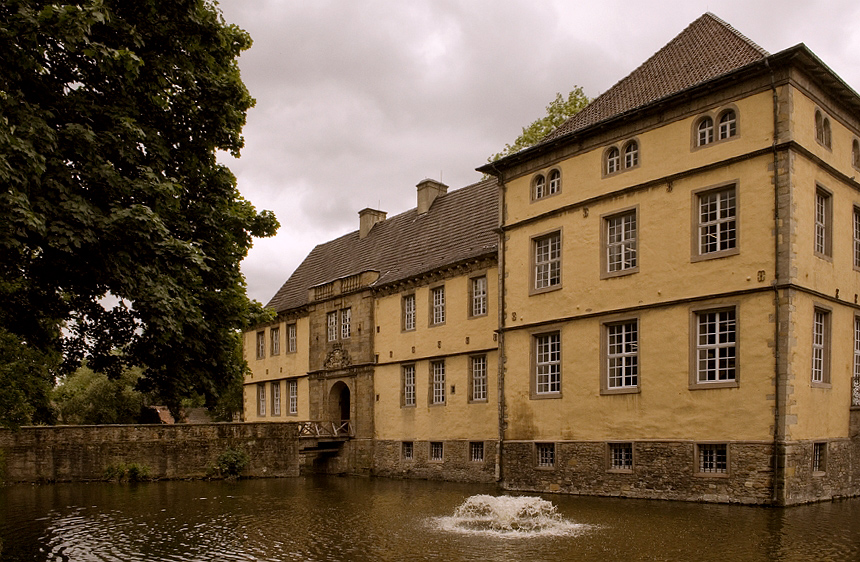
502,441 -> 775,504
781,438 -> 860,505
372,439 -> 497,483
0,423 -> 300,483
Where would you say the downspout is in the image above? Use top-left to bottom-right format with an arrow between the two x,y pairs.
489,163 -> 507,483
767,58 -> 784,506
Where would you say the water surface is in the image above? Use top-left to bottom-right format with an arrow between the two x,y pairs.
2,476 -> 859,561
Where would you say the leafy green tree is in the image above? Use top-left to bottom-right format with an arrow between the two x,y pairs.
489,87 -> 590,162
53,364 -> 146,425
0,0 -> 278,426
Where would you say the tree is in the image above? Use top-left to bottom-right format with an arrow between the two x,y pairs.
488,87 -> 590,162
53,364 -> 146,425
0,0 -> 278,426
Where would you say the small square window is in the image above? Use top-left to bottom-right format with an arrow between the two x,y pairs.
470,442 -> 484,463
537,443 -> 555,468
430,441 -> 444,462
698,443 -> 728,474
609,443 -> 633,471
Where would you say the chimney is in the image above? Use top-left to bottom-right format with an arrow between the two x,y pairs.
359,208 -> 386,239
416,178 -> 448,214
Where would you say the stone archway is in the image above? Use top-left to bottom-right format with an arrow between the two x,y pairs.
329,381 -> 350,422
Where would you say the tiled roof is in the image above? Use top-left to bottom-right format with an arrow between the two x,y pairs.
540,13 -> 769,144
266,178 -> 499,313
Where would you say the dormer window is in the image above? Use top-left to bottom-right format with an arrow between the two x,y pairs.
718,110 -> 737,140
697,117 -> 714,146
815,110 -> 831,149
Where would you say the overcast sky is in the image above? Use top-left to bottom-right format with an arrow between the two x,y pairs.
214,0 -> 860,305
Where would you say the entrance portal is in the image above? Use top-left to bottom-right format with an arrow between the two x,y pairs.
329,381 -> 350,422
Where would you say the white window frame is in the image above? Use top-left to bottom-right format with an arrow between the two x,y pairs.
257,383 -> 266,417
431,360 -> 446,404
547,169 -> 561,195
270,326 -> 280,356
697,117 -> 714,146
853,207 -> 860,270
256,331 -> 265,360
697,185 -> 737,257
606,211 -> 637,274
403,364 -> 415,407
624,141 -> 638,169
534,332 -> 561,396
533,174 -> 546,199
271,381 -> 281,416
471,275 -> 487,317
341,307 -> 351,339
853,316 -> 860,407
812,308 -> 831,386
694,308 -> 737,386
403,294 -> 416,331
533,231 -> 561,291
327,311 -> 337,342
718,110 -> 737,139
470,355 -> 487,402
814,188 -> 832,258
288,380 -> 297,414
606,147 -> 620,174
288,323 -> 297,353
431,286 -> 446,325
607,321 -> 638,390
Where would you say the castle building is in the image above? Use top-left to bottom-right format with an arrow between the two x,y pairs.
245,13 -> 860,504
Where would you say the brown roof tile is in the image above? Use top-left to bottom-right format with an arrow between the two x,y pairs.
540,13 -> 769,144
266,178 -> 499,313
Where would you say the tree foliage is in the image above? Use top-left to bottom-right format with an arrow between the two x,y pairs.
488,87 -> 590,162
53,364 -> 145,425
0,0 -> 278,426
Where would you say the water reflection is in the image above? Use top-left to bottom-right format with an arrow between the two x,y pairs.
1,477 -> 859,561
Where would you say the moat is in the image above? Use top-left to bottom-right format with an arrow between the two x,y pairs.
2,476 -> 859,561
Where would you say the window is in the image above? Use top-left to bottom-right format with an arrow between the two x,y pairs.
605,210 -> 637,275
854,139 -> 860,169
812,308 -> 830,385
813,442 -> 827,473
854,317 -> 860,407
341,308 -> 351,339
718,110 -> 737,140
697,117 -> 714,146
402,364 -> 416,407
257,383 -> 266,417
606,147 -> 620,174
606,320 -> 638,391
255,331 -> 265,360
327,311 -> 337,342
548,169 -> 561,195
270,327 -> 280,356
402,294 -> 416,331
609,443 -> 633,471
854,208 -> 860,269
431,286 -> 445,325
470,442 -> 484,462
814,188 -> 832,257
815,110 -> 831,148
402,442 -> 414,461
534,170 -> 561,200
624,141 -> 639,168
695,308 -> 737,385
534,231 -> 561,291
288,380 -> 297,414
430,442 -> 444,461
698,444 -> 728,474
537,443 -> 555,468
271,381 -> 281,416
697,186 -> 737,257
470,355 -> 488,402
535,332 -> 561,395
431,361 -> 446,404
533,174 -> 546,199
288,324 -> 297,353
471,276 -> 487,317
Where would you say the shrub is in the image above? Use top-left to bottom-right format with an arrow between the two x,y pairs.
103,462 -> 152,482
209,447 -> 249,479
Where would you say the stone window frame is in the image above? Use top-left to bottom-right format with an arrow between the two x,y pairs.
402,363 -> 416,408
689,303 -> 740,390
270,381 -> 281,416
530,228 -> 563,295
691,105 -> 740,150
531,168 -> 562,201
717,108 -> 738,140
811,304 -> 832,388
535,442 -> 556,470
469,441 -> 485,463
814,185 -> 833,260
257,383 -> 266,417
812,442 -> 827,475
602,138 -> 641,178
606,442 -> 634,473
623,140 -> 640,169
815,109 -> 832,150
530,326 -> 563,399
287,323 -> 297,353
853,206 -> 860,271
469,354 -> 488,403
695,443 -> 729,477
429,284 -> 446,327
270,326 -> 280,356
469,274 -> 488,318
255,330 -> 265,360
600,206 -> 639,279
326,311 -> 338,342
340,307 -> 351,340
600,315 -> 641,395
691,181 -> 739,262
429,441 -> 444,462
288,379 -> 298,415
429,360 -> 446,406
402,441 -> 414,461
402,293 -> 416,332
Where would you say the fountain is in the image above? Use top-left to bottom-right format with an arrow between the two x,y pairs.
434,494 -> 589,538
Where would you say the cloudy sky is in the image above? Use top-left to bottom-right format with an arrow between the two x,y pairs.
214,0 -> 860,305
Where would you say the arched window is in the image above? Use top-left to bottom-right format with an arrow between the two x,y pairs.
624,141 -> 639,168
547,169 -> 561,195
533,174 -> 546,199
853,139 -> 860,169
606,147 -> 620,174
815,110 -> 831,148
823,118 -> 832,148
697,117 -> 714,146
718,110 -> 737,140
